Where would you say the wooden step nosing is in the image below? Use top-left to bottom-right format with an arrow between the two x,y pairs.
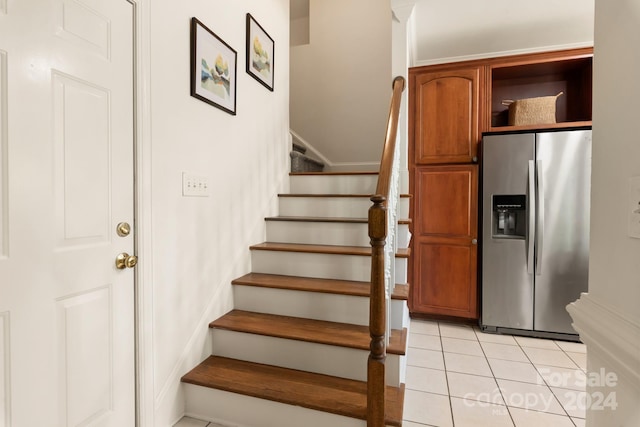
278,193 -> 412,198
265,216 -> 368,224
249,242 -> 410,258
289,171 -> 379,176
232,273 -> 409,300
232,274 -> 371,297
265,216 -> 412,225
181,356 -> 404,426
209,310 -> 407,355
211,326 -> 407,356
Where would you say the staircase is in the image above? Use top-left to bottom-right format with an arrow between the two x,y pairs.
290,142 -> 325,172
181,171 -> 411,427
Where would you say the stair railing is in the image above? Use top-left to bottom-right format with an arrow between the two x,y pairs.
368,76 -> 405,427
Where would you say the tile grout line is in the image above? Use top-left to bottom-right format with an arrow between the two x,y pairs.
437,321 -> 456,427
407,320 -> 587,426
473,327 -> 518,427
492,332 -> 580,426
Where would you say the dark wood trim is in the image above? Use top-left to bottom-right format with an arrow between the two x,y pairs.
231,273 -> 409,300
278,193 -> 412,198
249,242 -> 410,258
375,77 -> 406,198
409,47 -> 593,74
290,171 -> 379,176
264,216 -> 412,225
266,216 -> 367,223
210,310 -> 407,355
410,312 -> 479,326
489,120 -> 592,133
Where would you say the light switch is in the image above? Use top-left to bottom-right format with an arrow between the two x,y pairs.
628,176 -> 640,239
182,173 -> 209,197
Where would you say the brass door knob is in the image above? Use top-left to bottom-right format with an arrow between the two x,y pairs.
115,253 -> 138,269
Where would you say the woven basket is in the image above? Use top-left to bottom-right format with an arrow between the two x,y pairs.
503,92 -> 563,126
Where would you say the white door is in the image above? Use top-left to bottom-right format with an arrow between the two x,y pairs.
0,0 -> 135,426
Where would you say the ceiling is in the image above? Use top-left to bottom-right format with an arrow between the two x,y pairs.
409,0 -> 595,66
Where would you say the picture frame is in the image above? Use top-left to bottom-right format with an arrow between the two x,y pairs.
246,13 -> 274,91
190,17 -> 237,115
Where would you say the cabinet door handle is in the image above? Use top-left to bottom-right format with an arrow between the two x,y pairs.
471,238 -> 478,245
472,156 -> 478,163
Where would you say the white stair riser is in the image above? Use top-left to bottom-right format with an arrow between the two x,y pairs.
395,258 -> 407,284
252,251 -> 368,281
266,221 -> 410,248
185,384 -> 368,427
211,330 -> 402,386
233,285 -> 407,330
251,250 -> 408,283
279,197 -> 410,219
290,174 -> 377,194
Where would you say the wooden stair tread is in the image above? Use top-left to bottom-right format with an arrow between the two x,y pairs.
232,273 -> 409,300
250,242 -> 410,258
289,171 -> 379,176
279,193 -> 412,198
211,310 -> 407,355
181,356 -> 404,426
265,215 -> 411,225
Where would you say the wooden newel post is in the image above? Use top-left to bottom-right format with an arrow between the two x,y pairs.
368,195 -> 387,427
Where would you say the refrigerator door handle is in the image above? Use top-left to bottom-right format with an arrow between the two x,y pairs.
528,160 -> 536,274
536,159 -> 545,276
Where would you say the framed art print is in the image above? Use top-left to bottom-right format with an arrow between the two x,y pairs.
246,13 -> 274,91
191,17 -> 237,115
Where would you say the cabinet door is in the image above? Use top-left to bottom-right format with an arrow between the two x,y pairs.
412,67 -> 482,164
410,165 -> 479,319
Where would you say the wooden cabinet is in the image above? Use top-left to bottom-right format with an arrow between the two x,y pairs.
410,165 -> 478,318
411,66 -> 483,164
408,47 -> 593,321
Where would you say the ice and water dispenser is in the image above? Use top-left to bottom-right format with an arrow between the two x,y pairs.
492,195 -> 526,239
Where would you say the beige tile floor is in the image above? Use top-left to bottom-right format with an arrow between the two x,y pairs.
175,318 -> 587,427
403,318 -> 586,427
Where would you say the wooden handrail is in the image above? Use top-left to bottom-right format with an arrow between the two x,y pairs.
375,76 -> 406,198
367,76 -> 406,427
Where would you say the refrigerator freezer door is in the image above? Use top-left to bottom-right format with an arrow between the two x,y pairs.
482,133 -> 535,330
535,130 -> 591,334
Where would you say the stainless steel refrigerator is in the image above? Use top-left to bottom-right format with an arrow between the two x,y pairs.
480,128 -> 591,339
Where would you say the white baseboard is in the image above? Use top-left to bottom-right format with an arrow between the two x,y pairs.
153,280 -> 235,425
567,293 -> 640,388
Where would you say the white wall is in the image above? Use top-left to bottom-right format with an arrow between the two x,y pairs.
568,0 -> 640,425
143,1 -> 290,424
411,0 -> 594,66
290,0 -> 392,169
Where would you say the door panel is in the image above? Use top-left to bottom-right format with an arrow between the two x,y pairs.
534,130 -> 591,334
413,241 -> 477,317
481,134 -> 535,330
57,287 -> 112,427
413,68 -> 481,164
410,165 -> 479,319
0,1 -> 135,425
415,167 -> 476,237
53,72 -> 111,247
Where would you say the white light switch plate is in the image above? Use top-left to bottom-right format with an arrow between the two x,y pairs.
182,173 -> 209,197
628,176 -> 640,239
